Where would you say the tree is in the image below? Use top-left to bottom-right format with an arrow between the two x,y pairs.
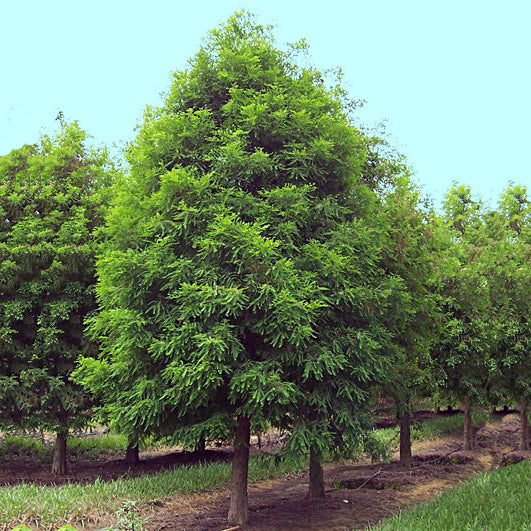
0,123 -> 113,474
377,177 -> 440,467
433,184 -> 493,450
282,186 -> 407,496
76,12 -> 399,525
489,185 -> 531,449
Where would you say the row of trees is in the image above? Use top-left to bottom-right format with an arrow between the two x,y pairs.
1,12 -> 531,526
435,184 -> 531,452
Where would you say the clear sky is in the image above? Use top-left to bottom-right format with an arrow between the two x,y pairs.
1,0 -> 530,207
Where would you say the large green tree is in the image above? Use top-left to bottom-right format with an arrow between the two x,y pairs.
76,13 -> 402,525
0,123 -> 113,474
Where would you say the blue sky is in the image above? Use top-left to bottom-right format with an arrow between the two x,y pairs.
1,0 -> 530,207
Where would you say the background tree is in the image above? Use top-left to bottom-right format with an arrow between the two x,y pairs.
489,185 -> 531,449
284,184 -> 406,497
0,123 -> 113,474
377,177 -> 441,467
75,12 -> 402,525
433,184 -> 493,450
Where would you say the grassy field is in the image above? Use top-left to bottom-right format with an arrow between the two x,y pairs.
0,413 -> 489,528
373,411 -> 489,450
377,458 -> 531,530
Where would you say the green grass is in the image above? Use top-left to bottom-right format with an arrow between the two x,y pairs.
377,458 -> 531,530
68,433 -> 128,459
373,412 -> 490,449
0,435 -> 50,461
0,453 -> 306,527
0,433 -> 128,462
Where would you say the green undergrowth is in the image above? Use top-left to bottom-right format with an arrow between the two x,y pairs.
0,433 -> 128,462
0,453 -> 305,527
373,412 -> 490,449
377,458 -> 531,530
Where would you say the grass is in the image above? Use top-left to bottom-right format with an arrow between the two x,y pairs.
0,453 -> 305,527
0,412 -> 487,528
377,458 -> 531,530
0,432 -> 128,462
373,411 -> 490,449
68,433 -> 128,459
0,435 -> 50,461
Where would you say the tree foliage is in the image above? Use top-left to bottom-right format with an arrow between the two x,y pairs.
75,11 -> 408,523
433,185 -> 493,406
0,123 -> 113,471
488,185 -> 531,406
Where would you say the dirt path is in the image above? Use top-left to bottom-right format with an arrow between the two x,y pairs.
141,414 -> 531,530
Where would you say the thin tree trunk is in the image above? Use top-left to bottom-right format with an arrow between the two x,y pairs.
125,443 -> 140,465
463,396 -> 473,450
52,432 -> 68,475
194,436 -> 206,453
227,416 -> 250,527
309,445 -> 325,497
520,396 -> 528,451
399,409 -> 412,468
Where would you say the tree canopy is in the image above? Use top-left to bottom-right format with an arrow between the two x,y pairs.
75,12 -> 409,525
0,122 -> 113,473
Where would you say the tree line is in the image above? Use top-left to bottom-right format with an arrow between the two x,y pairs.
1,12 -> 531,527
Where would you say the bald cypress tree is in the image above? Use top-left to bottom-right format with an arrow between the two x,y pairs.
434,185 -> 493,450
0,123 -> 113,474
490,185 -> 531,449
76,12 -> 399,525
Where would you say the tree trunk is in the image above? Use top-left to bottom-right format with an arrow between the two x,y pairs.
520,396 -> 528,451
194,436 -> 206,453
399,409 -> 412,468
52,432 -> 68,475
227,416 -> 250,527
463,396 -> 473,450
125,443 -> 140,465
309,445 -> 325,497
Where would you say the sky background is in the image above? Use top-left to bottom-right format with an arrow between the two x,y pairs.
1,0 -> 529,207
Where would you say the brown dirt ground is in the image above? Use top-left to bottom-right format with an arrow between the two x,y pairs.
3,414 -> 531,530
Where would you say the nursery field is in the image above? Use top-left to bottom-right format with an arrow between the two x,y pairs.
3,10 -> 531,531
2,411 -> 529,529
